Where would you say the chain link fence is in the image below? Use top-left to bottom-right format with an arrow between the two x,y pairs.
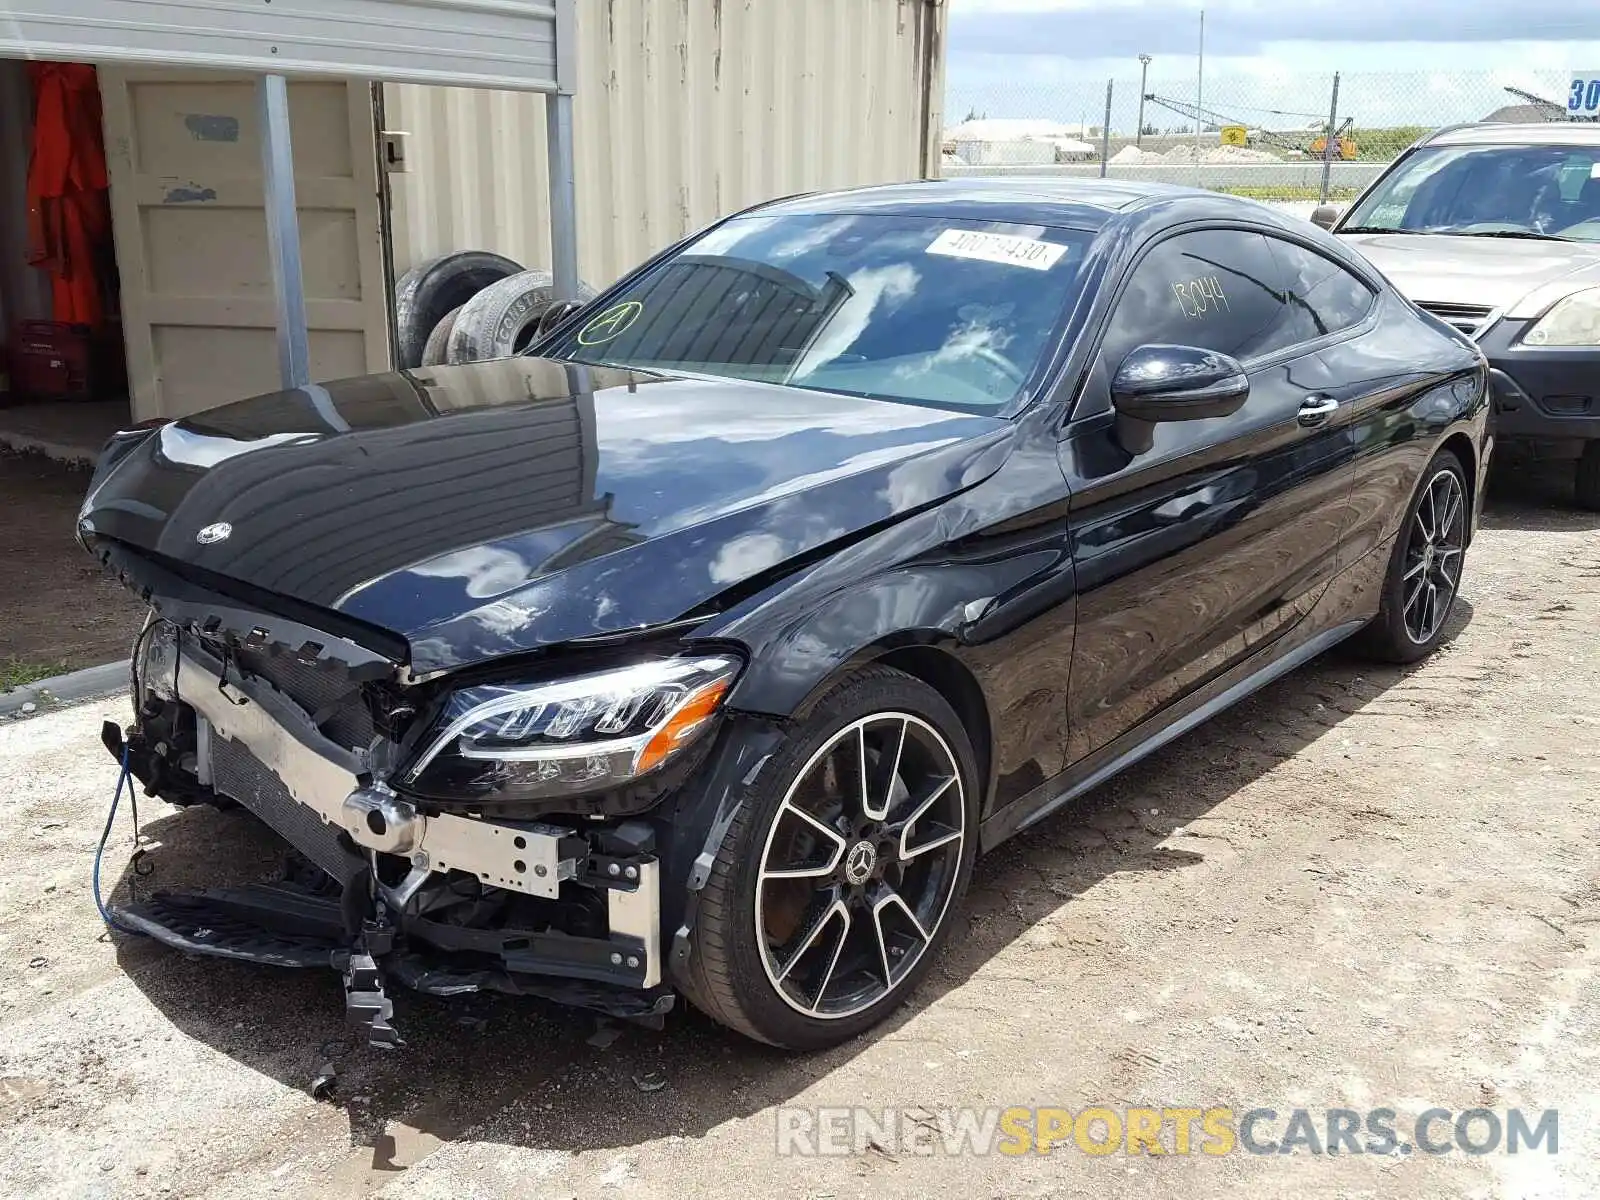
943,69 -> 1582,210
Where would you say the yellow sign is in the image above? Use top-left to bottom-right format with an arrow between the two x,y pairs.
1219,125 -> 1249,147
577,300 -> 643,346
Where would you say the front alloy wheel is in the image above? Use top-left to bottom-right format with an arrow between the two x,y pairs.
755,713 -> 966,1020
678,667 -> 978,1048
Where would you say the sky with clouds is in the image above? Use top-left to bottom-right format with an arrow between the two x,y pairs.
945,0 -> 1600,131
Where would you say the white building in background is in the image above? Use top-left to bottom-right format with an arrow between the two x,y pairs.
943,118 -> 1099,166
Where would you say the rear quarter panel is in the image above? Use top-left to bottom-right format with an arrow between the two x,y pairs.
1321,293 -> 1490,568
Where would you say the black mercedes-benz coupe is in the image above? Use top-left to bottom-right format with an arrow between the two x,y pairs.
79,179 -> 1490,1049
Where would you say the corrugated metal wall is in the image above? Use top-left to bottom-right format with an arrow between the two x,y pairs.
383,0 -> 944,288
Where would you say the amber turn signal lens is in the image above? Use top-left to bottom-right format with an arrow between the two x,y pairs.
635,679 -> 731,775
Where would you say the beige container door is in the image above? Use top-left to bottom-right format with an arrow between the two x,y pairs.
99,67 -> 390,421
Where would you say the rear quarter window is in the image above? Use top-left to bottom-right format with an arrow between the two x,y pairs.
1264,237 -> 1376,342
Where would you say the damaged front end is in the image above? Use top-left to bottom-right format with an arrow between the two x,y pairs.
109,613 -> 722,1047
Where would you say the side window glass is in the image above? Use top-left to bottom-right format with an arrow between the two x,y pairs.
1265,237 -> 1376,343
1101,230 -> 1290,371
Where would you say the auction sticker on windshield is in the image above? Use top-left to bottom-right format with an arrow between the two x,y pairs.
927,229 -> 1068,271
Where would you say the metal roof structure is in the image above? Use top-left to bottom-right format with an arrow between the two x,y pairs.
0,0 -> 582,393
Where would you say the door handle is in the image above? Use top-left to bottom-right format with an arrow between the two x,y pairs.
1297,394 -> 1338,426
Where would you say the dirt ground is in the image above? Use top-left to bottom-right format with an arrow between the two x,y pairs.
0,451 -> 147,680
0,466 -> 1595,1200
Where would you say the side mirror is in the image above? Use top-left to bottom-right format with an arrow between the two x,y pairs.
1310,203 -> 1344,230
534,299 -> 585,342
1111,344 -> 1249,454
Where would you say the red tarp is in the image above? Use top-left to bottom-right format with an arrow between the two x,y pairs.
25,62 -> 116,330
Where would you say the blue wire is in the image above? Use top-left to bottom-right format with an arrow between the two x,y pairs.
93,745 -> 145,937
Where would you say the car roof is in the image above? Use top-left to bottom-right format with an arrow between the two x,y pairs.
756,176 -> 1282,231
1422,122 -> 1600,148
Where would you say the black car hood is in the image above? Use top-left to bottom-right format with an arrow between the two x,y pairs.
81,358 -> 1011,673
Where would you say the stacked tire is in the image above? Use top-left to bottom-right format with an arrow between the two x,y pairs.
394,252 -> 596,369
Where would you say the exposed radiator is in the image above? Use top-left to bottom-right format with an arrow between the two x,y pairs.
232,644 -> 375,752
210,732 -> 364,885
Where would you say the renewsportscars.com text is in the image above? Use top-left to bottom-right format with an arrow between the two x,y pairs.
774,1105 -> 1559,1158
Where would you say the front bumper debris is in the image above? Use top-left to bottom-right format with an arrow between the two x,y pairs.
113,630 -> 671,1045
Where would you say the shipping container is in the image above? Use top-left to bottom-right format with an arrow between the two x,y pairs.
0,0 -> 943,422
386,0 -> 947,287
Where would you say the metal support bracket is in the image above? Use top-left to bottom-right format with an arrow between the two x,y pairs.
343,951 -> 402,1049
256,73 -> 311,391
545,91 -> 580,302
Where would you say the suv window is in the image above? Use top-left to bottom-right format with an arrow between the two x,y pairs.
1264,237 -> 1376,343
1101,229 -> 1291,371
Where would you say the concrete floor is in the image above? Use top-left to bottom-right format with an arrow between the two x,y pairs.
0,399 -> 130,465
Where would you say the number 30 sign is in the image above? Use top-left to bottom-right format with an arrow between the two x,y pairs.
1568,73 -> 1600,116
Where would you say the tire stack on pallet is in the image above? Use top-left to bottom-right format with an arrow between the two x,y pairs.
393,251 -> 597,370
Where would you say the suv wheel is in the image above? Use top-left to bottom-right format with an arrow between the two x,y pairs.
678,667 -> 978,1049
1576,442 -> 1600,512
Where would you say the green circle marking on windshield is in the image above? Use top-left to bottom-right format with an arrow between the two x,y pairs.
577,301 -> 643,345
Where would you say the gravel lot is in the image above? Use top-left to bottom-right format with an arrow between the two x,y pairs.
1,467 -> 1596,1200
0,451 -> 147,678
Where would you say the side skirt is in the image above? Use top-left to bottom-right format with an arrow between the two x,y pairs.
978,617 -> 1367,852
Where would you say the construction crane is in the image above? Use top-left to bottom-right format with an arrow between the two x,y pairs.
1142,92 -> 1354,157
1500,86 -> 1592,122
1309,118 -> 1357,160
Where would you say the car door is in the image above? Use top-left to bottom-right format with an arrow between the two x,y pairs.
1057,226 -> 1361,763
1258,233 -> 1403,572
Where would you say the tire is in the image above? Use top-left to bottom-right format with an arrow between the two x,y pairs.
446,270 -> 598,363
394,251 -> 523,369
1575,442 -> 1600,512
419,305 -> 463,367
1354,449 -> 1471,664
678,666 -> 979,1049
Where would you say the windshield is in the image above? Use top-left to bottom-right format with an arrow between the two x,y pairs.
1344,142 -> 1600,241
543,213 -> 1093,411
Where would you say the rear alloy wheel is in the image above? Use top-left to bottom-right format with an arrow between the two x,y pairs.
678,668 -> 977,1048
1357,450 -> 1469,663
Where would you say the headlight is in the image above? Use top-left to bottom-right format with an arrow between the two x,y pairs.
1524,288 -> 1600,347
402,654 -> 741,802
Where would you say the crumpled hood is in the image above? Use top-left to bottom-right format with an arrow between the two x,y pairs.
1340,232 -> 1600,317
80,357 -> 1011,673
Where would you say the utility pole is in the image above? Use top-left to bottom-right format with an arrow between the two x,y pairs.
1100,79 -> 1114,177
1137,54 -> 1152,146
1320,72 -> 1342,206
1194,8 -> 1205,178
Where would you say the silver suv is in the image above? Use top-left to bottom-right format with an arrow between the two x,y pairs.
1315,123 -> 1600,509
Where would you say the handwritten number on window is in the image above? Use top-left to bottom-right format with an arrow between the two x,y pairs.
1172,276 -> 1230,319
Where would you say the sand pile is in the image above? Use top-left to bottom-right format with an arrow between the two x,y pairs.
1159,142 -> 1283,165
1109,145 -> 1163,165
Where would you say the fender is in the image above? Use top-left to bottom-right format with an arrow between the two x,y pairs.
702,522 -> 1074,721
656,717 -> 788,980
693,413 -> 1074,720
